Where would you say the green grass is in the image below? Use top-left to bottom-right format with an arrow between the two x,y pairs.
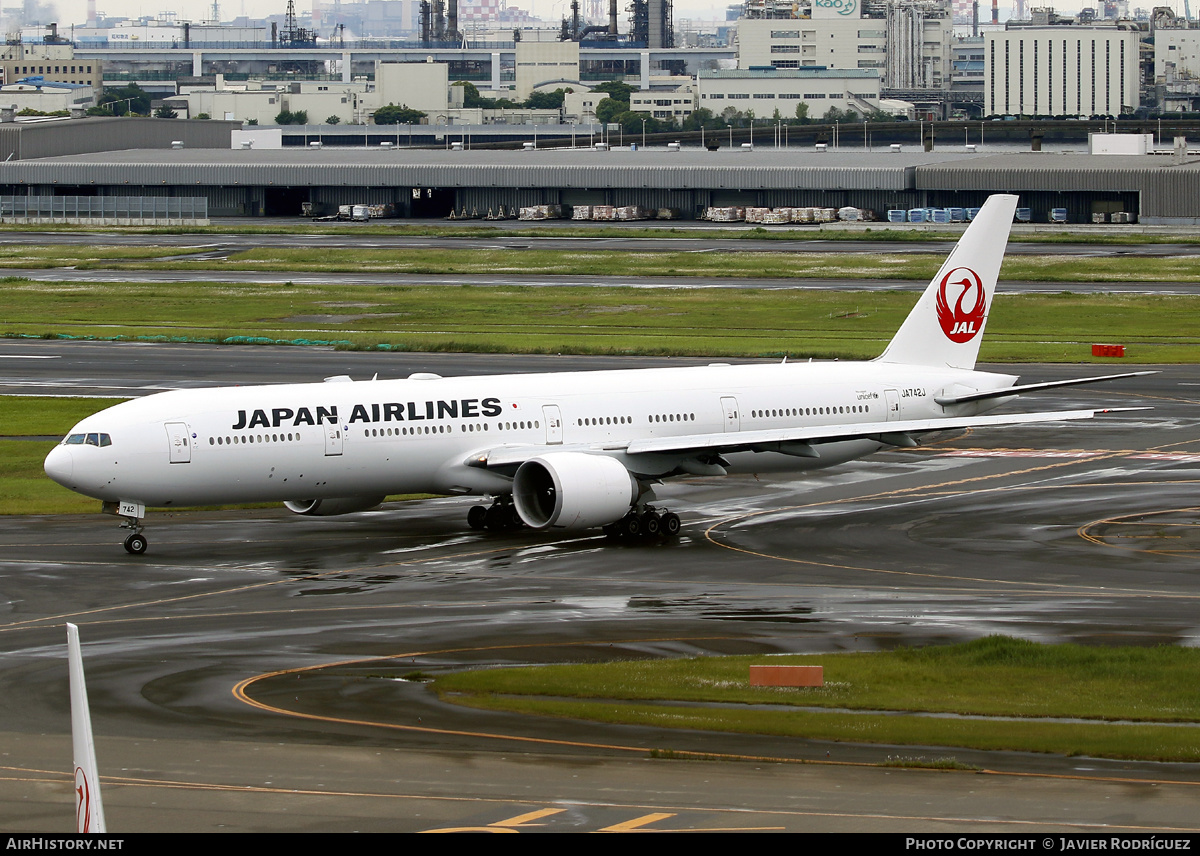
433,637 -> 1200,762
5,283 -> 1200,362
1,395 -> 127,436
0,397 -> 127,513
9,244 -> 1200,283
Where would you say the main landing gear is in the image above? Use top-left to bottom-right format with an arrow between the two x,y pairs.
602,506 -> 682,541
466,498 -> 682,541
467,496 -> 525,532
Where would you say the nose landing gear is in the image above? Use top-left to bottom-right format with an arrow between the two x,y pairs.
123,530 -> 148,555
103,500 -> 148,554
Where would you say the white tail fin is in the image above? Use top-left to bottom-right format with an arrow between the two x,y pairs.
877,194 -> 1019,370
68,623 -> 107,834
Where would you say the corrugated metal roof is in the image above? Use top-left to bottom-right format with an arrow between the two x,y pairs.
914,152 -> 1200,218
0,147 -> 976,191
5,146 -> 1200,218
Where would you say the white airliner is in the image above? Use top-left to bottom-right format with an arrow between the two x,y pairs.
45,194 -> 1148,554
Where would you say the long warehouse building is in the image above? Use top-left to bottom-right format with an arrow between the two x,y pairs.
1,145 -> 1198,224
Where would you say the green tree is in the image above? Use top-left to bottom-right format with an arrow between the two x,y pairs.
524,88 -> 565,110
154,104 -> 178,119
97,83 -> 151,116
195,112 -> 211,120
591,80 -> 634,102
275,109 -> 309,125
595,96 -> 626,125
681,106 -> 715,131
794,101 -> 810,124
373,104 -> 427,125
453,80 -> 484,107
325,114 -> 341,124
613,110 -> 659,134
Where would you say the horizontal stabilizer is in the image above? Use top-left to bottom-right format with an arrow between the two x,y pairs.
935,371 -> 1159,406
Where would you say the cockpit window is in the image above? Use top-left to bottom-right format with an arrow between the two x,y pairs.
64,433 -> 111,447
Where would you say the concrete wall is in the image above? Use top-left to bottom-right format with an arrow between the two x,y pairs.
515,41 -> 580,101
375,62 -> 452,113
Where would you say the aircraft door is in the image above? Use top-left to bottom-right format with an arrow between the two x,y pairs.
543,405 -> 563,444
884,389 -> 901,422
325,424 -> 344,456
721,396 -> 741,432
165,422 -> 191,463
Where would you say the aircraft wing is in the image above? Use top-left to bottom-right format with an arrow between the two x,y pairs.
623,408 -> 1142,457
469,407 -> 1143,470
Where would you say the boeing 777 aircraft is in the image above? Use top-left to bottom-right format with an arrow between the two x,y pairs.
45,194 -> 1149,553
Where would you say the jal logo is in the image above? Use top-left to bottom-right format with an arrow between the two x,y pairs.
935,266 -> 986,343
815,0 -> 858,14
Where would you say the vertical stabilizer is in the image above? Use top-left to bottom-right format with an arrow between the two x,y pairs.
877,194 -> 1018,370
68,623 -> 106,834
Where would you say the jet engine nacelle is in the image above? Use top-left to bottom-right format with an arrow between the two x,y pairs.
284,496 -> 386,516
512,453 -> 638,530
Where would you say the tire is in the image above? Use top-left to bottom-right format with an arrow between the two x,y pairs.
124,534 -> 147,555
661,512 -> 681,537
484,505 -> 508,531
621,513 -> 641,538
641,511 -> 661,537
467,505 -> 488,530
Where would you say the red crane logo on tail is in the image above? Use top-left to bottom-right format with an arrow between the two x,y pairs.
75,767 -> 93,832
935,267 -> 986,343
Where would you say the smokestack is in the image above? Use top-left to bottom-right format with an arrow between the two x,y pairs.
449,0 -> 458,39
312,0 -> 322,31
992,0 -> 998,24
87,0 -> 96,27
609,0 -> 617,34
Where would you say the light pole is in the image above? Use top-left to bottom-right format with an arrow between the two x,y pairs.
727,123 -> 732,148
641,117 -> 646,149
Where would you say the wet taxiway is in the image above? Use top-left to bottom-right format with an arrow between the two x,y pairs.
1,345 -> 1199,832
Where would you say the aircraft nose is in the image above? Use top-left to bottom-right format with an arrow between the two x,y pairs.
44,445 -> 73,486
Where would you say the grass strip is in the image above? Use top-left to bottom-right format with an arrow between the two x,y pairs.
434,637 -> 1200,762
5,246 -> 1198,284
5,284 -> 1200,362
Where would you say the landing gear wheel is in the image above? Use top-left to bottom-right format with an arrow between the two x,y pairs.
484,504 -> 509,531
641,511 -> 661,537
620,512 -> 642,538
123,533 -> 147,555
660,512 -> 681,537
467,505 -> 488,530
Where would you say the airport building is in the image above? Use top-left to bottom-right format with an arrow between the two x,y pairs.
1,132 -> 1197,224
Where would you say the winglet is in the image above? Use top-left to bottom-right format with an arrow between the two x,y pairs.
878,194 -> 1019,370
67,623 -> 106,834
